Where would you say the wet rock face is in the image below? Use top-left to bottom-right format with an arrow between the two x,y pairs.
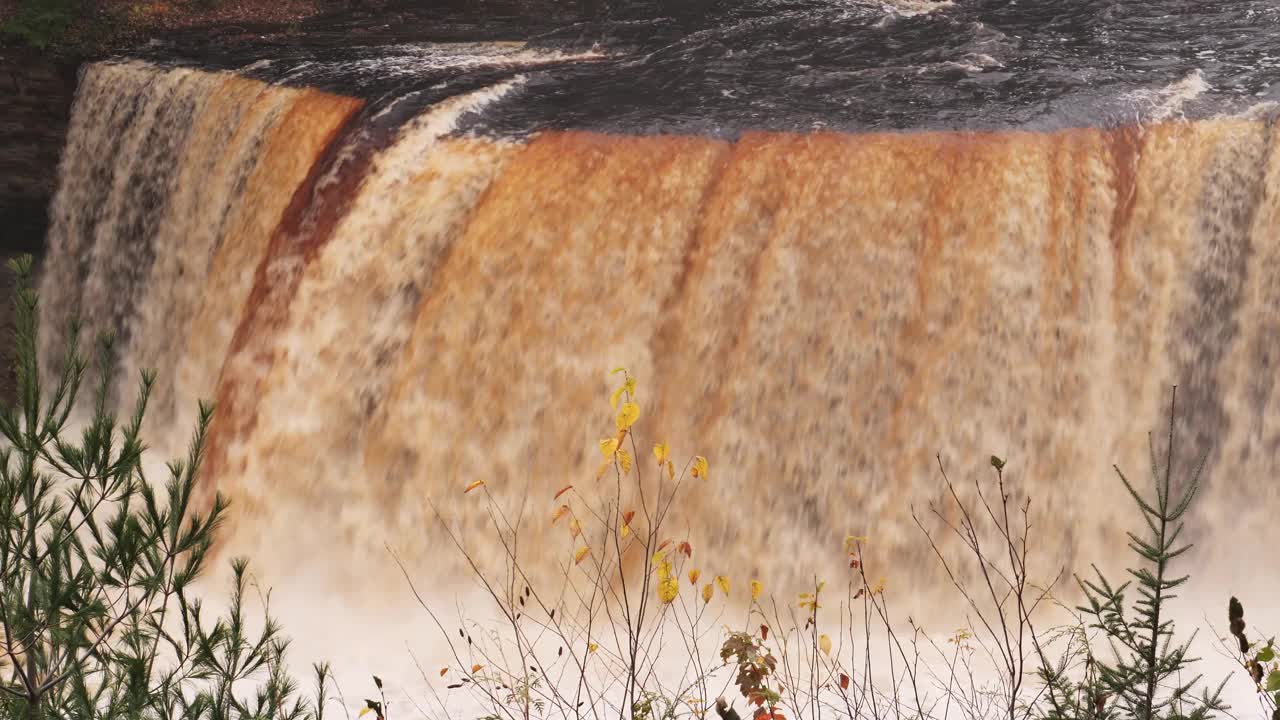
0,48 -> 77,255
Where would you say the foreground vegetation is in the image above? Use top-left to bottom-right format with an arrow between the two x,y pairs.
1,252 -> 1275,720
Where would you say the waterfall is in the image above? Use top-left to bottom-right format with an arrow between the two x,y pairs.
37,60 -> 1280,618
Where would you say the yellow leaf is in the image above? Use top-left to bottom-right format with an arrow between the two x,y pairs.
657,559 -> 674,581
716,575 -> 730,595
472,664 -> 484,673
616,402 -> 640,431
843,535 -> 870,553
574,546 -> 590,565
618,449 -> 633,473
621,524 -> 631,538
702,582 -> 714,603
751,580 -> 763,602
872,578 -> 886,594
819,635 -> 832,656
588,642 -> 599,653
596,460 -> 611,480
463,479 -> 486,494
651,549 -> 667,567
666,460 -> 674,480
599,438 -> 619,459
658,576 -> 679,604
653,442 -> 669,465
610,385 -> 626,410
688,568 -> 701,585
569,517 -> 583,539
359,708 -> 372,718
551,505 -> 570,524
610,367 -> 627,375
691,456 -> 709,479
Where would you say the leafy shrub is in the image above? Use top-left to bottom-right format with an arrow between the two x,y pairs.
0,255 -> 329,720
402,367 -> 1233,720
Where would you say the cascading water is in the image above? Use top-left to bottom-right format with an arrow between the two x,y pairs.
31,0 -> 1280,711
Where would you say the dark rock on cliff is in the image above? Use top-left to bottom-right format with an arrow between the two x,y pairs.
0,47 -> 77,254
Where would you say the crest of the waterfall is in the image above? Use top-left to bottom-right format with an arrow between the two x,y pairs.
1124,70 -> 1212,123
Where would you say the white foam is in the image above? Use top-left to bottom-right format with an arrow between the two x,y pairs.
1125,69 -> 1212,122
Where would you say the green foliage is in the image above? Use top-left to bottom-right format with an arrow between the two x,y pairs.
0,0 -> 83,49
1038,388 -> 1226,720
0,255 -> 328,720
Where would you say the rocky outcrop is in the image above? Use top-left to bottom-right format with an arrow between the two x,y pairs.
0,48 -> 78,254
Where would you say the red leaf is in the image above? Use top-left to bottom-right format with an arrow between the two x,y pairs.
840,673 -> 850,690
656,539 -> 672,552
678,540 -> 693,557
554,485 -> 574,499
752,710 -> 768,720
760,624 -> 769,641
772,712 -> 786,720
622,510 -> 635,526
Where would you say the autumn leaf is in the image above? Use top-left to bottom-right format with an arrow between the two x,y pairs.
666,460 -> 675,480
751,580 -> 763,602
610,385 -> 626,410
463,480 -> 486,494
618,449 -> 633,473
569,517 -> 583,539
657,538 -> 672,552
555,485 -> 574,499
840,673 -> 850,690
819,635 -> 832,656
616,402 -> 640,431
359,709 -> 372,718
588,642 -> 599,653
658,576 -> 679,604
688,568 -> 701,585
611,366 -> 627,375
600,438 -> 619,459
622,510 -> 635,527
439,668 -> 449,677
677,540 -> 693,557
702,583 -> 714,603
471,664 -> 484,673
715,575 -> 730,595
654,442 -> 669,464
843,535 -> 870,553
574,546 -> 590,565
691,456 -> 709,479
551,505 -> 570,524
760,624 -> 769,640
